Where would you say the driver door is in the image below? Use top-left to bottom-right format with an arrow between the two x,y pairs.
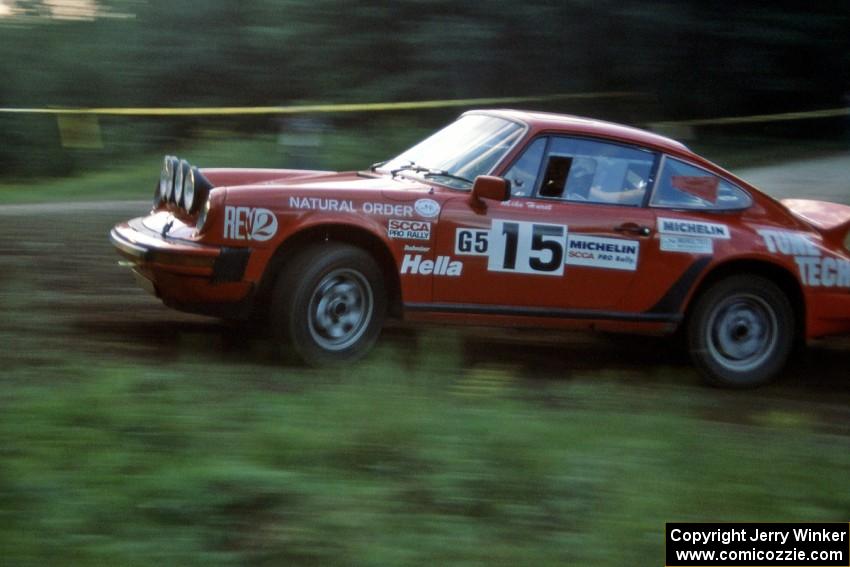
432,136 -> 660,313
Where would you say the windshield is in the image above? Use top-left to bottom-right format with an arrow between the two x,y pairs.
379,114 -> 525,189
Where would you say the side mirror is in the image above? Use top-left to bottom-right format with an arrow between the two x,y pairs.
470,175 -> 510,209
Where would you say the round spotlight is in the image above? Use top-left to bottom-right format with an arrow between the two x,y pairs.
183,166 -> 197,212
175,159 -> 191,207
165,156 -> 179,203
156,155 -> 174,205
196,195 -> 211,233
173,159 -> 184,204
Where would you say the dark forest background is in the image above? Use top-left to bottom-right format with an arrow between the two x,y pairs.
1,0 -> 849,177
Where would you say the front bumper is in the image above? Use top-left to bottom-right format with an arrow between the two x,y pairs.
110,217 -> 254,314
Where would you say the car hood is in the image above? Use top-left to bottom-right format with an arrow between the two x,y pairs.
222,170 -> 451,204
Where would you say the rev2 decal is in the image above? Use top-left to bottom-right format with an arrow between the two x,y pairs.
223,206 -> 278,241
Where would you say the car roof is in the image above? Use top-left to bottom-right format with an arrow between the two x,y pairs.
468,108 -> 693,157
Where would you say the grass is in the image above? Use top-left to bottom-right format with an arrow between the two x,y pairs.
2,353 -> 849,566
2,275 -> 849,566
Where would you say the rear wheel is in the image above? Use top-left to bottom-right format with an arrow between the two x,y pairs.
271,243 -> 386,365
687,275 -> 794,388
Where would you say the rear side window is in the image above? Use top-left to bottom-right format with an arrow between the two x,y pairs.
650,157 -> 752,210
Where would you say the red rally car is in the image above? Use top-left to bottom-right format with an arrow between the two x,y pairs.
110,109 -> 850,387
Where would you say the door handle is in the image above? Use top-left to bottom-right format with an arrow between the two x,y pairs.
614,223 -> 652,237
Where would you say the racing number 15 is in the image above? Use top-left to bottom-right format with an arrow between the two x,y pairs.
488,220 -> 567,276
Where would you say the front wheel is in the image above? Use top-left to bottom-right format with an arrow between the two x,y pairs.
271,243 -> 386,366
687,275 -> 794,388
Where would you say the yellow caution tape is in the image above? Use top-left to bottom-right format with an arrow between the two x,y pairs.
0,91 -> 640,116
650,107 -> 850,128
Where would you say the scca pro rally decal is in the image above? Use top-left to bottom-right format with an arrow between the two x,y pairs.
566,235 -> 638,271
388,219 -> 431,240
658,217 -> 730,239
758,229 -> 850,288
223,206 -> 278,241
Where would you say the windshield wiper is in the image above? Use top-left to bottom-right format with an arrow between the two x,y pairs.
422,170 -> 473,185
390,161 -> 473,185
369,160 -> 388,172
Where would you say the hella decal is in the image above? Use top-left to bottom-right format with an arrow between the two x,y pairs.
223,206 -> 278,241
758,229 -> 850,288
658,217 -> 730,239
414,198 -> 440,218
400,254 -> 462,276
388,219 -> 431,240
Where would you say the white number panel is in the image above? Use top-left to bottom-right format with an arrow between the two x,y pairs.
486,220 -> 568,276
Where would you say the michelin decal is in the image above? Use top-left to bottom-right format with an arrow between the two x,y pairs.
758,228 -> 850,288
658,217 -> 730,239
454,223 -> 639,273
566,235 -> 638,271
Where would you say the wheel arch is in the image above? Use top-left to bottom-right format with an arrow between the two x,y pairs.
257,223 -> 402,318
684,258 -> 806,340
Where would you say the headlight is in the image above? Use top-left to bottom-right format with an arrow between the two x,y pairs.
195,195 -> 211,233
183,165 -> 196,212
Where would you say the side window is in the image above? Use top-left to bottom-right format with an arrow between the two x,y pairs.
503,138 -> 546,197
537,137 -> 655,206
650,157 -> 752,210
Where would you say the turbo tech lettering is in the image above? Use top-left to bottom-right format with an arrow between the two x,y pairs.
758,228 -> 850,288
400,254 -> 462,276
566,235 -> 639,271
223,206 -> 278,241
658,217 -> 730,239
388,219 -> 431,240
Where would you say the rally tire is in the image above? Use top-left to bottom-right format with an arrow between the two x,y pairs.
271,243 -> 386,366
687,275 -> 794,388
